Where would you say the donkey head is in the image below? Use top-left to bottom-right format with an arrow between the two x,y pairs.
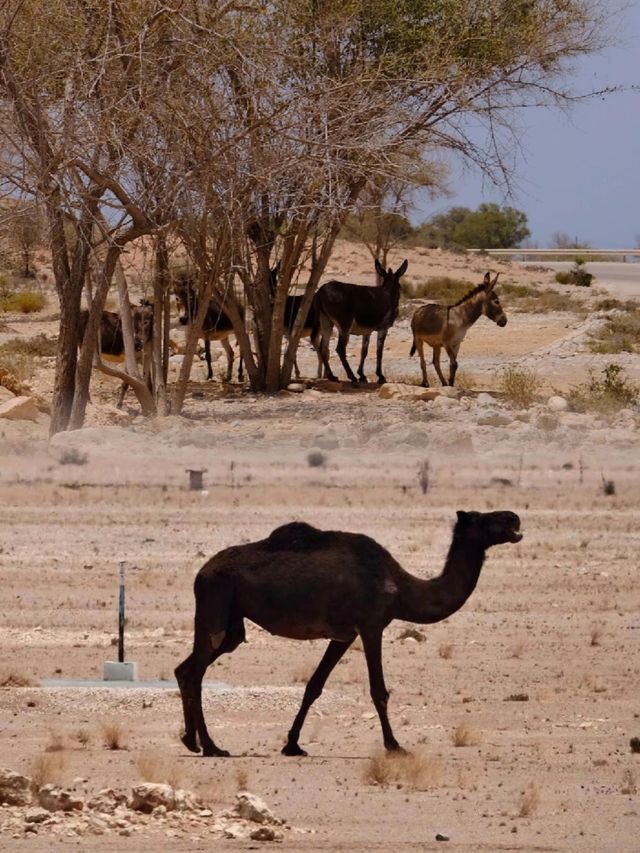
133,301 -> 154,351
374,258 -> 409,292
481,272 -> 507,327
174,276 -> 197,325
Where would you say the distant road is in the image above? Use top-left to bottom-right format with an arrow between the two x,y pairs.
521,261 -> 640,300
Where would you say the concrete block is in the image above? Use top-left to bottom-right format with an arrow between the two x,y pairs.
103,661 -> 138,682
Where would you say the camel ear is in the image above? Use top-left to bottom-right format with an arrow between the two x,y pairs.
397,259 -> 408,277
374,258 -> 386,278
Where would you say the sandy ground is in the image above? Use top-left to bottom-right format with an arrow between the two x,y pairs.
1,243 -> 639,851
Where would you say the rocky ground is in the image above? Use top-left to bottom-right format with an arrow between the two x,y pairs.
1,243 -> 639,851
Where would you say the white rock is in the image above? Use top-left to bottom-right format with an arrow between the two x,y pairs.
476,392 -> 495,405
24,808 -> 49,824
378,383 -> 439,401
430,395 -> 458,409
38,785 -> 84,812
0,386 -> 15,403
286,383 -> 305,393
234,792 -> 282,825
476,410 -> 512,427
86,788 -> 127,814
547,395 -> 569,412
0,768 -> 32,806
0,395 -> 39,422
130,783 -> 175,813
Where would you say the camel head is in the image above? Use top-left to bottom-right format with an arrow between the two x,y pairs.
455,510 -> 522,547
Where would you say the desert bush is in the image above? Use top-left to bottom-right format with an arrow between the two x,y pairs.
307,450 -> 327,467
364,749 -> 440,788
555,259 -> 593,287
0,334 -> 56,358
589,308 -> 640,354
136,751 -> 183,788
501,283 -> 583,314
517,782 -> 540,817
30,751 -> 66,792
499,366 -> 542,407
0,670 -> 34,687
0,290 -> 46,313
451,724 -> 480,747
101,719 -> 126,750
401,276 -> 471,303
567,364 -> 638,414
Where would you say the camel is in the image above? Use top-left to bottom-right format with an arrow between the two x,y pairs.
410,272 -> 507,387
175,508 -> 522,757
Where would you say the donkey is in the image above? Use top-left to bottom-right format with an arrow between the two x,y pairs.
268,264 -> 322,379
313,258 -> 408,385
174,277 -> 244,382
78,302 -> 154,407
410,272 -> 506,387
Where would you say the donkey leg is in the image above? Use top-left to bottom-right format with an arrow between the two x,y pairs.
447,343 -> 460,386
432,346 -> 447,386
221,337 -> 234,382
417,341 -> 429,387
357,335 -> 370,383
336,331 -> 358,384
375,329 -> 389,384
318,316 -> 339,382
204,338 -> 214,380
282,638 -> 354,756
360,628 -> 403,752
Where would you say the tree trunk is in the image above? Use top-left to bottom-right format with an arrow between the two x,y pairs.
153,235 -> 169,416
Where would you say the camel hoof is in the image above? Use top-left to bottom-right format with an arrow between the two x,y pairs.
281,743 -> 308,757
385,742 -> 408,754
377,375 -> 386,385
358,375 -> 367,384
180,733 -> 201,754
202,744 -> 231,757
349,378 -> 359,387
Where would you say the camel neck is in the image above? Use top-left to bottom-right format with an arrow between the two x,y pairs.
395,533 -> 486,624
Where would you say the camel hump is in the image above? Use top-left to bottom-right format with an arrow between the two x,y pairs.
265,522 -> 326,551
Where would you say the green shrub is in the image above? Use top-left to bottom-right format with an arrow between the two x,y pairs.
401,276 -> 472,303
0,289 -> 47,313
555,260 -> 593,288
499,366 -> 542,408
567,364 -> 638,414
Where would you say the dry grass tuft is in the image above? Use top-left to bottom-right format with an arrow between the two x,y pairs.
45,730 -> 66,752
438,642 -> 454,660
590,624 -> 603,646
0,670 -> 35,687
30,751 -> 67,792
510,639 -> 526,659
0,289 -> 46,314
136,750 -> 184,788
517,782 -> 541,817
235,765 -> 250,791
499,366 -> 542,408
75,728 -> 91,748
101,718 -> 126,751
621,769 -> 637,795
451,724 -> 480,748
364,749 -> 441,789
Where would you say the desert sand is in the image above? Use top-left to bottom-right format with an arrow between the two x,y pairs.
0,242 -> 639,851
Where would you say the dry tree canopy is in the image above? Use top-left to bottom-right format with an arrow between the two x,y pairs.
0,0 -> 617,405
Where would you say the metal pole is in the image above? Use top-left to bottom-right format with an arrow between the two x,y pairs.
118,561 -> 125,663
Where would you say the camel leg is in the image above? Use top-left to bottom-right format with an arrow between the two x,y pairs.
360,628 -> 403,752
311,332 -> 324,379
432,346 -> 447,386
417,340 -> 429,387
375,329 -> 388,384
446,343 -> 460,386
357,335 -> 370,383
237,353 -> 244,383
318,316 -> 338,382
282,638 -> 353,756
221,337 -> 234,382
335,330 -> 358,385
204,338 -> 214,380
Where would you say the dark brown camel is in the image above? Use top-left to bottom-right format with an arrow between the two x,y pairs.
313,258 -> 408,385
175,509 -> 522,757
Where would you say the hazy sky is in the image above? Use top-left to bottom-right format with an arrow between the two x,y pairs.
416,3 -> 640,249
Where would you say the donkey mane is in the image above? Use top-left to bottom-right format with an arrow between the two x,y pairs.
451,282 -> 488,307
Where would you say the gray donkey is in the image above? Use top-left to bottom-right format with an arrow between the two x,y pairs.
410,272 -> 506,386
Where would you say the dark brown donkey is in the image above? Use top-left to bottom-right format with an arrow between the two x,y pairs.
78,303 -> 154,407
313,259 -> 408,384
410,272 -> 506,387
175,509 -> 522,757
268,263 -> 322,379
174,277 -> 244,382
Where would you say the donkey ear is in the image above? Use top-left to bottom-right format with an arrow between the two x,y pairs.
483,272 -> 491,286
374,258 -> 386,277
491,272 -> 500,288
456,510 -> 469,524
397,259 -> 408,277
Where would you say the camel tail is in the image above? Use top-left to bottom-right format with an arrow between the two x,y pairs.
409,339 -> 416,357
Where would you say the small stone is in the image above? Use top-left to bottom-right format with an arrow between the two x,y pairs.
0,768 -> 33,806
38,785 -> 84,812
476,393 -> 494,405
250,825 -> 282,841
0,395 -> 39,422
131,783 -> 176,813
547,395 -> 568,412
234,792 -> 282,825
24,808 -> 49,824
286,383 -> 304,393
435,832 -> 450,841
477,410 -> 511,427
